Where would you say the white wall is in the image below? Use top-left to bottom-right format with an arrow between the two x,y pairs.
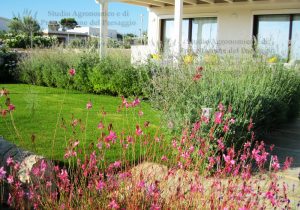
146,0 -> 300,54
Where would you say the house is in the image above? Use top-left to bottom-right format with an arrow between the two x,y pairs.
44,21 -> 119,44
68,26 -> 118,39
0,17 -> 10,31
95,0 -> 300,63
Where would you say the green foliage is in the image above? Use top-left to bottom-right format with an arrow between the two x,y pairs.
149,55 -> 300,145
0,48 -> 19,83
60,18 -> 78,30
8,16 -> 41,36
4,33 -> 58,48
18,49 -> 149,97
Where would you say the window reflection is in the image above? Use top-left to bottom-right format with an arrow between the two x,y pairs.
291,15 -> 300,61
192,17 -> 217,51
256,15 -> 290,60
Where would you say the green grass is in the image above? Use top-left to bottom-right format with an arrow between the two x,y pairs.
0,84 -> 161,162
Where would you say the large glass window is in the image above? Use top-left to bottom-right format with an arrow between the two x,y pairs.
291,15 -> 300,60
254,14 -> 300,61
192,17 -> 217,51
162,19 -> 189,51
161,17 -> 217,52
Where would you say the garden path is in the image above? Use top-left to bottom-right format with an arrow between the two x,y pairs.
265,117 -> 300,188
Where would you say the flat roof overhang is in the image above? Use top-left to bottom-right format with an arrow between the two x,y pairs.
117,0 -> 298,8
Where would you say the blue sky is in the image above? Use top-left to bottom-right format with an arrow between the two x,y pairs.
0,0 -> 148,35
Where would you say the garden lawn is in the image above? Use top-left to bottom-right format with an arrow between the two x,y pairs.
0,84 -> 161,162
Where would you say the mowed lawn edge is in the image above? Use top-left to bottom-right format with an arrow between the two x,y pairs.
0,84 -> 161,162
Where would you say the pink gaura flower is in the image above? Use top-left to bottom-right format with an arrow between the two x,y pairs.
1,109 -> 7,117
86,101 -> 92,109
0,167 -> 6,180
73,141 -> 80,148
97,142 -> 103,150
248,118 -> 254,131
97,121 -> 104,129
214,112 -> 223,124
138,110 -> 144,117
69,68 -> 76,76
105,131 -> 117,143
7,175 -> 14,184
0,88 -> 9,97
96,180 -> 106,191
218,103 -> 224,111
229,118 -> 235,124
6,157 -> 14,166
58,169 -> 69,182
161,155 -> 168,161
127,135 -> 133,143
113,160 -> 122,168
108,199 -> 120,209
271,155 -> 280,171
283,157 -> 293,170
132,98 -> 141,107
8,104 -> 15,111
223,124 -> 229,133
136,125 -> 143,136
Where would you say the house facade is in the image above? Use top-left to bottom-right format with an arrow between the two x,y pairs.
111,0 -> 300,63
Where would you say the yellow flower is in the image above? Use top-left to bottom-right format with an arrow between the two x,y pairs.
151,54 -> 161,60
183,55 -> 194,65
268,56 -> 278,63
204,54 -> 219,64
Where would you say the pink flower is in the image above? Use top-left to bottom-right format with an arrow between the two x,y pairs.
223,124 -> 229,133
97,142 -> 103,150
217,139 -> 225,151
271,155 -> 280,171
69,68 -> 76,76
96,180 -> 106,191
218,103 -> 224,111
58,169 -> 69,182
196,66 -> 203,72
248,118 -> 254,131
73,141 -> 80,148
214,112 -> 223,124
229,118 -> 235,124
136,125 -> 143,136
6,157 -> 14,166
0,167 -> 6,180
132,98 -> 141,107
138,110 -> 144,117
1,109 -> 7,117
127,135 -> 133,143
86,101 -> 92,109
193,73 -> 202,81
8,104 -> 15,111
105,131 -> 117,143
97,121 -> 104,129
161,155 -> 168,161
113,160 -> 122,168
108,199 -> 120,209
7,175 -> 14,184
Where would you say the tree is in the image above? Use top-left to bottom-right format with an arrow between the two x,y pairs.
60,18 -> 78,31
8,16 -> 40,36
8,16 -> 41,48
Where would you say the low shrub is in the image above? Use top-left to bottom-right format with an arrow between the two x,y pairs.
0,47 -> 19,83
4,33 -> 58,48
18,48 -> 150,97
149,54 -> 300,146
